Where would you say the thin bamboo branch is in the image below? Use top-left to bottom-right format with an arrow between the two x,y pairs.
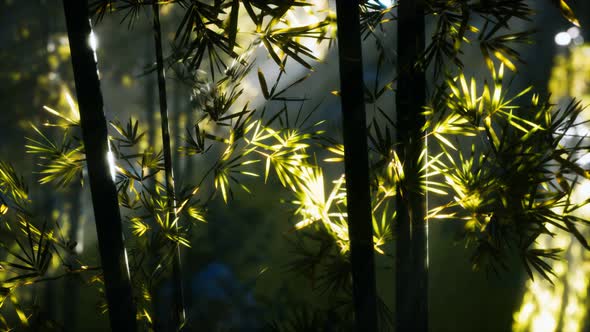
334,1 -> 378,331
63,187 -> 82,332
146,31 -> 157,149
61,0 -> 137,331
151,3 -> 186,330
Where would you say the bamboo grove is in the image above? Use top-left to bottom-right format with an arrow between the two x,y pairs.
0,0 -> 589,331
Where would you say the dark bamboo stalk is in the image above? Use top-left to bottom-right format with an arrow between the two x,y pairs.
40,0 -> 59,325
61,0 -> 137,331
146,36 -> 157,149
182,85 -> 194,180
334,2 -> 378,331
395,0 -> 428,331
63,186 -> 81,332
173,79 -> 182,169
151,3 -> 186,330
42,195 -> 57,322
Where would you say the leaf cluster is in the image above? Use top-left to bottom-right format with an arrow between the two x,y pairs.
424,64 -> 590,281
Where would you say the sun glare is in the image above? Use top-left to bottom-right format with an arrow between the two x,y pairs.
107,149 -> 117,182
89,29 -> 98,52
368,0 -> 395,7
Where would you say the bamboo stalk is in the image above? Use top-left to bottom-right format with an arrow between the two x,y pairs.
334,1 -> 378,331
146,32 -> 157,149
151,3 -> 186,330
395,0 -> 428,331
63,187 -> 81,332
61,0 -> 137,330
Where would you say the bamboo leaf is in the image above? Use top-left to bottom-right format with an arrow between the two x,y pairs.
551,0 -> 580,26
258,68 -> 270,100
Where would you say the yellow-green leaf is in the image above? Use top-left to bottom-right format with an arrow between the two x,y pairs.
554,0 -> 580,27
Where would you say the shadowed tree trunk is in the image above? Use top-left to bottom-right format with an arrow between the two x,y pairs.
151,3 -> 186,330
395,0 -> 428,331
61,0 -> 137,330
334,2 -> 378,331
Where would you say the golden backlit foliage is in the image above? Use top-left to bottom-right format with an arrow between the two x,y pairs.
513,45 -> 590,332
